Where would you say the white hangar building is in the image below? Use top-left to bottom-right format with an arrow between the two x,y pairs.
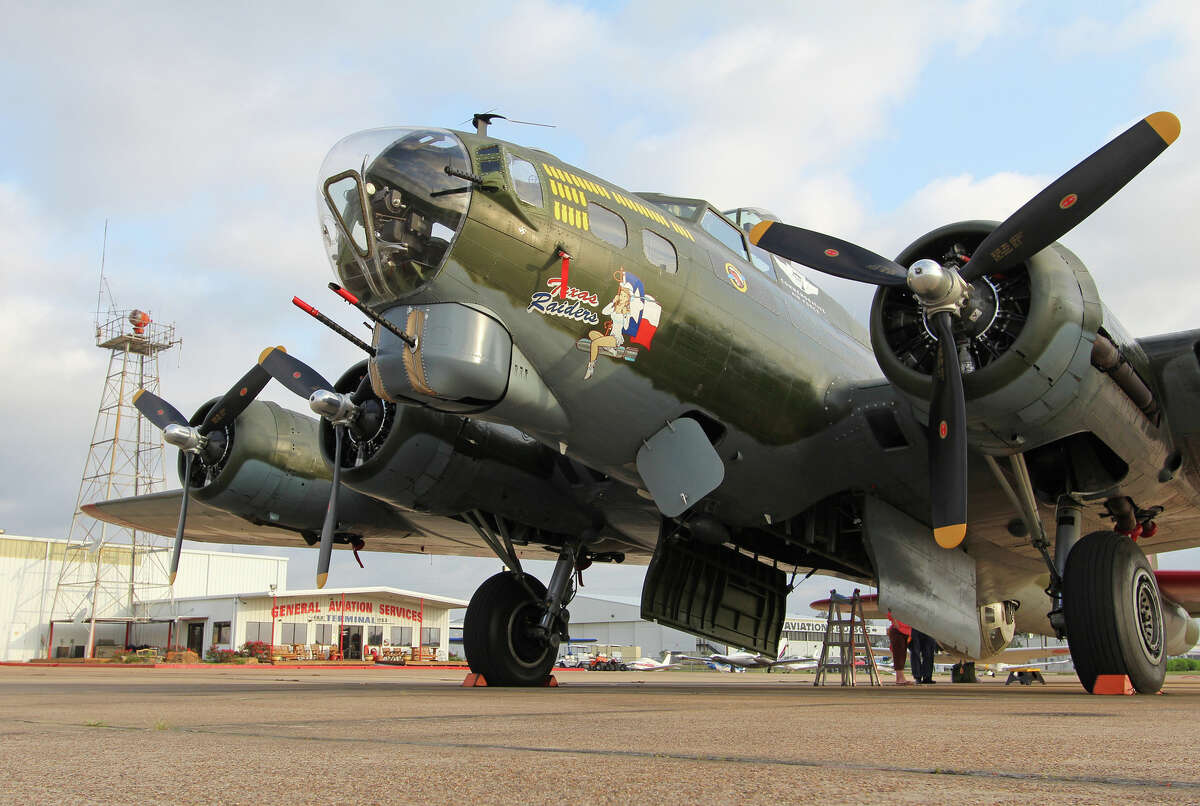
0,532 -> 463,663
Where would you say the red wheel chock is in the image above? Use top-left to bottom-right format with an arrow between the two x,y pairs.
461,673 -> 559,687
1092,674 -> 1134,695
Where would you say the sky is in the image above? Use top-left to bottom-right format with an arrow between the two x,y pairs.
2,0 -> 1200,614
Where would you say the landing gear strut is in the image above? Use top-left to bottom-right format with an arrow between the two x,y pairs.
462,516 -> 621,685
463,572 -> 558,684
985,456 -> 1167,693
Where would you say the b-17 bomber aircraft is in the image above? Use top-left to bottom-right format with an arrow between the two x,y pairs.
88,111 -> 1200,692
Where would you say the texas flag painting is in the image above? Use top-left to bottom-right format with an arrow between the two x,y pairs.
621,270 -> 662,349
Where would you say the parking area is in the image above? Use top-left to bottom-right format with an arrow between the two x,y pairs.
2,666 -> 1198,804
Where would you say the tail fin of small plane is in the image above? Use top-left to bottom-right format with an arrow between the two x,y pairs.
777,638 -> 790,661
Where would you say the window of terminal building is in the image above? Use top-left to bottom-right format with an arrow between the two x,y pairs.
315,623 -> 334,644
589,203 -> 627,248
506,154 -> 543,207
421,627 -> 441,646
367,626 -> 383,646
642,229 -> 677,273
701,209 -> 748,259
213,622 -> 231,644
244,621 -> 270,642
391,626 -> 413,646
280,622 -> 306,644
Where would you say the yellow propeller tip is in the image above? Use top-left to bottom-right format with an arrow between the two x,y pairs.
1146,111 -> 1181,145
316,572 -> 328,589
933,524 -> 967,549
168,572 -> 177,585
748,220 -> 773,246
257,345 -> 286,365
132,389 -> 145,403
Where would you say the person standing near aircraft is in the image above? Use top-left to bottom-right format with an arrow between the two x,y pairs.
886,609 -> 913,686
910,628 -> 936,684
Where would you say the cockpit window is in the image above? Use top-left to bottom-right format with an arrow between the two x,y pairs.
654,199 -> 701,220
722,207 -> 780,235
748,243 -> 777,280
700,209 -> 748,259
324,172 -> 369,256
506,154 -> 543,207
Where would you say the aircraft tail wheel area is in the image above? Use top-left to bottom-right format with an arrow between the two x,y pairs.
1063,531 -> 1166,694
463,572 -> 559,685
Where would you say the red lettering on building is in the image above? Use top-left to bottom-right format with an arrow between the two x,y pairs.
272,600 -> 323,619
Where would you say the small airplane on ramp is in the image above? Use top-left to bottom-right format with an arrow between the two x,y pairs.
680,639 -> 817,672
623,653 -> 681,671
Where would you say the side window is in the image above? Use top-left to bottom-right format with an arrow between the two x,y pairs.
642,230 -> 678,273
506,154 -> 543,207
748,244 -> 778,280
589,203 -> 627,247
701,209 -> 748,259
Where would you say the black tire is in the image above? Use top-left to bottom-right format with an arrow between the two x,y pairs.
1063,531 -> 1166,693
463,572 -> 556,685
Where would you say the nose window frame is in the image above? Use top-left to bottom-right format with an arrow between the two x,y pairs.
323,169 -> 374,259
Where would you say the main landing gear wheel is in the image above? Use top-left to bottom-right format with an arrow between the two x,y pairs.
463,572 -> 557,685
1063,531 -> 1166,694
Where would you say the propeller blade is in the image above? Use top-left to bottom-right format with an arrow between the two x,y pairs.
316,425 -> 345,589
259,347 -> 334,399
748,221 -> 908,287
132,390 -> 189,431
350,372 -> 373,405
962,111 -> 1180,282
928,311 -> 968,548
169,452 -> 194,585
200,363 -> 273,432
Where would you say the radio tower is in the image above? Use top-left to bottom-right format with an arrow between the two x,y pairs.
48,224 -> 183,660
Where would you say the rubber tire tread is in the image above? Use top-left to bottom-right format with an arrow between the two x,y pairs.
1063,531 -> 1165,694
462,572 -> 554,685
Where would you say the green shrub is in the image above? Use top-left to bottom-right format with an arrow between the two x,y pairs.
1167,657 -> 1200,671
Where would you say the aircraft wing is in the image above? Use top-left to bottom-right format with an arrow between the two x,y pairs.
997,659 -> 1072,670
83,491 -> 653,562
936,645 -> 1070,665
768,657 -> 819,669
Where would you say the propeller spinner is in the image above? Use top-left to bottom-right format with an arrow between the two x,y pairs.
749,112 -> 1180,547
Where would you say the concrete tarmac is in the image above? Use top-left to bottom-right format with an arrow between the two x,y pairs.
1,665 -> 1198,805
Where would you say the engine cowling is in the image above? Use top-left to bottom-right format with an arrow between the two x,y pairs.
870,221 -> 1103,453
179,398 -> 392,534
1163,598 -> 1200,658
320,362 -> 595,536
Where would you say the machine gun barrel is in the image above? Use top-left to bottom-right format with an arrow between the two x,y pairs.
292,297 -> 376,356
